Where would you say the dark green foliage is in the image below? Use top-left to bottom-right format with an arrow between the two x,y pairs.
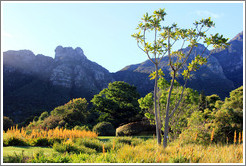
29,138 -> 52,147
42,115 -> 62,129
180,86 -> 243,144
33,116 -> 39,122
75,138 -> 112,152
50,98 -> 90,129
139,77 -> 200,139
53,142 -> 96,154
198,91 -> 207,111
28,98 -> 92,130
180,110 -> 211,145
206,94 -> 221,110
3,137 -> 29,146
30,151 -> 71,163
39,111 -> 49,121
113,137 -> 143,146
212,86 -> 243,143
4,151 -> 28,163
73,125 -> 90,131
92,122 -> 115,136
3,116 -> 14,132
116,121 -> 155,136
169,155 -> 190,163
18,115 -> 35,128
91,81 -> 142,127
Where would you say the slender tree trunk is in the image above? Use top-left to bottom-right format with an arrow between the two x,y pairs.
154,64 -> 161,145
163,72 -> 176,148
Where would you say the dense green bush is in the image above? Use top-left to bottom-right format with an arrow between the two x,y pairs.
29,138 -> 52,147
39,111 -> 49,121
73,125 -> 90,131
116,121 -> 155,136
114,137 -> 143,146
75,138 -> 112,152
42,115 -> 62,129
3,116 -> 14,132
92,122 -> 115,136
53,142 -> 96,154
91,81 -> 142,127
3,137 -> 28,146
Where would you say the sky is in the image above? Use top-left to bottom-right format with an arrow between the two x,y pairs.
1,1 -> 244,72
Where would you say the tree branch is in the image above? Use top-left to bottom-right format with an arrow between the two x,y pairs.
169,73 -> 189,119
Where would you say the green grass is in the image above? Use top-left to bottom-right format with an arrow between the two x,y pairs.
2,139 -> 243,163
98,135 -> 153,142
98,136 -> 115,142
3,146 -> 55,158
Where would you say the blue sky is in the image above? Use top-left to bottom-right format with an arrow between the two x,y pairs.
1,1 -> 244,72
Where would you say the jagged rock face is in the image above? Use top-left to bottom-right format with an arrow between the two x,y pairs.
113,42 -> 237,99
212,31 -> 243,88
55,46 -> 87,63
50,64 -> 73,88
3,46 -> 114,122
50,46 -> 113,91
2,32 -> 243,122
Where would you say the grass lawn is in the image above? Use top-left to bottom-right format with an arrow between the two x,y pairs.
98,135 -> 153,142
98,136 -> 115,142
3,146 -> 56,162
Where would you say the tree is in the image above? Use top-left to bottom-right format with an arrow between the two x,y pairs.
139,76 -> 199,140
91,81 -> 142,127
3,116 -> 14,131
212,86 -> 243,142
39,111 -> 49,121
50,98 -> 90,129
181,86 -> 243,144
28,98 -> 91,130
132,8 -> 229,148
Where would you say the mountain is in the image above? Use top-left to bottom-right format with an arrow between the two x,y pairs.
211,32 -> 243,88
112,32 -> 243,99
3,46 -> 114,122
3,32 -> 243,123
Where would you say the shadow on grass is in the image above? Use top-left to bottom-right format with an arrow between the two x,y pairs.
98,135 -> 153,142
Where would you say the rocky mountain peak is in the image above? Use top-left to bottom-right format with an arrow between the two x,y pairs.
3,50 -> 35,65
55,46 -> 87,62
230,31 -> 243,42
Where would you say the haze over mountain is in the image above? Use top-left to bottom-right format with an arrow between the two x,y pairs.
3,46 -> 114,122
113,32 -> 243,98
3,32 -> 243,123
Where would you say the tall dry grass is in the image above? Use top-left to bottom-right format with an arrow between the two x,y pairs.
115,139 -> 243,163
4,125 -> 97,141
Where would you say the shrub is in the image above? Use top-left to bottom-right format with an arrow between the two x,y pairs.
31,151 -> 71,163
93,122 -> 115,136
116,121 -> 155,136
74,125 -> 90,131
3,116 -> 14,132
39,111 -> 49,121
114,137 -> 143,146
42,115 -> 62,129
3,137 -> 28,146
75,138 -> 112,152
4,151 -> 29,163
29,138 -> 52,147
169,155 -> 190,163
75,138 -> 102,152
53,141 -> 96,154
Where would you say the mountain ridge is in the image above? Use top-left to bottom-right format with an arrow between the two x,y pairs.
3,32 -> 243,123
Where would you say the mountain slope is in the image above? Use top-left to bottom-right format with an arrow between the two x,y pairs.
3,32 -> 243,123
211,31 -> 243,88
3,46 -> 114,122
112,32 -> 243,99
